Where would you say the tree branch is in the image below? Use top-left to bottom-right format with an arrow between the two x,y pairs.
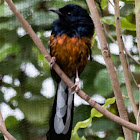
0,111 -> 16,140
135,0 -> 140,56
5,0 -> 140,134
113,0 -> 138,121
125,45 -> 139,88
135,1 -> 140,138
124,47 -> 140,65
86,0 -> 133,139
103,23 -> 116,44
137,85 -> 140,140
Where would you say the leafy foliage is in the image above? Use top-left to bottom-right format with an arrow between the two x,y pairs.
116,137 -> 125,140
71,97 -> 115,140
0,0 -> 140,140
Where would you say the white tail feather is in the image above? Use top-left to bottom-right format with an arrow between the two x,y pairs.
54,79 -> 74,134
62,90 -> 73,134
54,115 -> 65,134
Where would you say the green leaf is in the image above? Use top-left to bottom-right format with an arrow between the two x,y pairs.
104,97 -> 116,106
91,97 -> 115,118
102,16 -> 136,31
101,16 -> 115,25
5,116 -> 19,128
120,18 -> 136,31
74,118 -> 92,132
116,137 -> 125,140
101,0 -> 108,10
91,108 -> 103,118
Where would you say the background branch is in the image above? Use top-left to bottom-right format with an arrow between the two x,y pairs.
124,47 -> 140,65
0,111 -> 16,140
0,112 -> 8,140
135,0 -> 140,138
5,0 -> 140,136
86,0 -> 133,139
113,0 -> 138,120
137,85 -> 140,140
135,0 -> 140,56
125,47 -> 139,88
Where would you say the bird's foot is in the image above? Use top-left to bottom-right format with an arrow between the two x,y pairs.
50,57 -> 56,68
71,77 -> 80,94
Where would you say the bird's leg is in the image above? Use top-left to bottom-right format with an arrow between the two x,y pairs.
50,56 -> 56,68
71,68 -> 80,94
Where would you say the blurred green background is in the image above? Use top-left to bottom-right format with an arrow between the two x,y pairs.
0,0 -> 140,140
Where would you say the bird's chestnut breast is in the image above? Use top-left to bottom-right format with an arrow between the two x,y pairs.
50,34 -> 91,78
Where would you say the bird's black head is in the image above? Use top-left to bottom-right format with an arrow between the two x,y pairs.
49,4 -> 94,38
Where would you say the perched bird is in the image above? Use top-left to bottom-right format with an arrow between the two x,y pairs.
47,4 -> 94,140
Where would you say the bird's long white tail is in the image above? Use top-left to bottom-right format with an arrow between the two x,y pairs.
54,80 -> 73,134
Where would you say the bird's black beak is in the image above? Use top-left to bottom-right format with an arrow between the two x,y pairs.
48,8 -> 63,16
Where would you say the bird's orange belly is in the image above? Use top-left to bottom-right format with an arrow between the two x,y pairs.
50,34 -> 91,78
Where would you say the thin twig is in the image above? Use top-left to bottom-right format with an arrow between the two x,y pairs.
103,23 -> 117,44
125,46 -> 139,88
137,85 -> 140,140
122,95 -> 129,99
124,47 -> 140,65
5,0 -> 140,133
107,0 -> 114,8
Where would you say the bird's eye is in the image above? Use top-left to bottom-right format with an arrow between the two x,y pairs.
67,12 -> 71,16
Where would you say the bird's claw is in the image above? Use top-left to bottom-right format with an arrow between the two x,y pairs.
50,57 -> 56,68
71,77 -> 80,94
